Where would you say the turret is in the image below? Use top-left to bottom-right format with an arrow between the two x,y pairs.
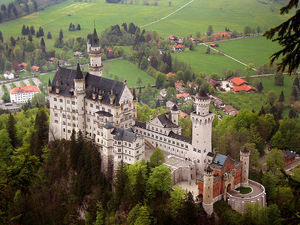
74,63 -> 85,94
203,166 -> 214,216
240,148 -> 250,187
195,90 -> 210,116
170,104 -> 179,126
88,28 -> 103,77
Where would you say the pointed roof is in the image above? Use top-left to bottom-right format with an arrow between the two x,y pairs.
48,79 -> 51,87
198,90 -> 209,100
171,104 -> 179,111
91,28 -> 100,47
75,63 -> 83,79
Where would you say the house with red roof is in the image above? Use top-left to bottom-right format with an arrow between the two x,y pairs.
230,77 -> 256,93
31,65 -> 40,72
168,35 -> 178,41
224,105 -> 238,116
176,93 -> 191,101
49,57 -> 55,62
173,45 -> 184,51
10,86 -> 41,104
179,112 -> 188,118
166,72 -> 176,79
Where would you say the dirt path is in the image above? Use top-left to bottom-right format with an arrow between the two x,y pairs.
140,0 -> 195,28
201,43 -> 257,72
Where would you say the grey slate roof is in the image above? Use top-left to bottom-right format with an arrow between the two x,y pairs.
104,122 -> 114,129
211,153 -> 227,169
198,90 -> 209,100
135,121 -> 146,129
91,28 -> 100,47
168,131 -> 192,144
96,110 -> 113,117
171,104 -> 179,111
207,152 -> 214,157
157,113 -> 179,128
50,67 -> 125,106
111,127 -> 137,143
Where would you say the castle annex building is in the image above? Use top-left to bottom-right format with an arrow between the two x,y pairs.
48,28 -> 266,216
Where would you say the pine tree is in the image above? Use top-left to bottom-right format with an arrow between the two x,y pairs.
293,77 -> 300,89
10,36 -> 16,46
279,90 -> 285,102
22,24 -> 26,35
70,129 -> 78,170
288,108 -> 298,118
114,161 -> 129,207
0,31 -> 3,42
28,32 -> 32,42
257,82 -> 263,93
6,113 -> 17,148
180,192 -> 197,224
30,26 -> 35,35
40,37 -> 46,52
77,24 -> 81,30
259,106 -> 265,116
207,25 -> 213,36
290,85 -> 298,102
69,22 -> 73,31
59,29 -> 63,40
47,32 -> 52,39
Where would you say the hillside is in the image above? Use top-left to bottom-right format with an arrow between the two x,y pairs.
0,0 -> 289,48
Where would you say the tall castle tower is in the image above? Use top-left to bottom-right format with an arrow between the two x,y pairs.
87,28 -> 103,77
190,91 -> 214,173
240,148 -> 250,187
203,166 -> 214,216
74,63 -> 86,133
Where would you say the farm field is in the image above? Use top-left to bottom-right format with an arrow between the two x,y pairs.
0,0 -> 288,49
40,59 -> 155,87
217,37 -> 281,68
172,37 -> 280,76
216,74 -> 299,113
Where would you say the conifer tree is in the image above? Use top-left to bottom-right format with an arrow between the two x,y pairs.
40,37 -> 46,52
77,24 -> 81,30
288,108 -> 298,118
257,82 -> 263,93
6,113 -> 17,148
70,129 -> 78,170
30,26 -> 35,35
28,32 -> 32,42
114,161 -> 129,207
290,85 -> 298,102
259,106 -> 266,116
0,31 -> 3,42
47,32 -> 52,39
279,90 -> 285,102
180,192 -> 197,224
59,29 -> 63,40
22,24 -> 26,35
293,77 -> 300,89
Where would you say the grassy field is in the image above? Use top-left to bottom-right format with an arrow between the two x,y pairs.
216,75 -> 299,112
40,59 -> 155,87
172,37 -> 281,76
217,36 -> 281,68
0,0 -> 288,48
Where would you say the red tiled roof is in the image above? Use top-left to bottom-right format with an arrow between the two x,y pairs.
32,65 -> 40,70
49,57 -> 55,61
232,84 -> 256,92
19,62 -> 28,67
175,82 -> 182,87
168,35 -> 175,40
213,32 -> 228,36
179,112 -> 188,118
174,45 -> 183,49
176,93 -> 190,98
10,86 -> 40,94
107,48 -> 113,53
166,72 -> 176,78
231,77 -> 248,86
177,40 -> 183,44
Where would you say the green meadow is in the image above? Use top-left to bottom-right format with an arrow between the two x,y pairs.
40,59 -> 155,87
0,0 -> 288,49
172,37 -> 280,76
217,37 -> 281,68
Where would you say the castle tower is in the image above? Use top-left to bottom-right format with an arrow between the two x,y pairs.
203,166 -> 214,216
132,88 -> 138,120
88,28 -> 103,77
74,63 -> 86,133
170,104 -> 179,126
190,90 -> 214,173
240,148 -> 250,187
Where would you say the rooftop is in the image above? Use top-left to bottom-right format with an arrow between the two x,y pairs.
10,86 -> 40,94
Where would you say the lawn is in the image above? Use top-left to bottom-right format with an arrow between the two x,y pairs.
172,37 -> 282,77
172,44 -> 246,77
217,37 -> 281,68
39,59 -> 155,87
0,0 -> 288,49
216,74 -> 299,113
236,187 -> 252,194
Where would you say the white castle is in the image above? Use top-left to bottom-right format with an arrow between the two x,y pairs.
48,28 -> 214,176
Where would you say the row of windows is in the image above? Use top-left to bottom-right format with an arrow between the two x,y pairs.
54,98 -> 75,105
193,148 -> 206,154
137,129 -> 188,149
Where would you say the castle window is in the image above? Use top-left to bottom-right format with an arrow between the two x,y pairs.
67,100 -> 70,104
54,120 -> 58,123
90,103 -> 93,107
68,130 -> 71,133
60,99 -> 63,103
63,128 -> 65,132
63,114 -> 66,118
63,121 -> 66,125
198,150 -> 201,153
96,105 -> 99,109
129,144 -> 131,147
72,101 -> 75,105
54,98 -> 57,101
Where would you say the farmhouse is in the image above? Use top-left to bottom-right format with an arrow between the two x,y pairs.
31,65 -> 40,72
230,77 -> 256,93
3,71 -> 14,80
173,44 -> 184,51
224,105 -> 239,116
176,93 -> 191,101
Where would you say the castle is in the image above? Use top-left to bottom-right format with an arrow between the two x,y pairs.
48,28 -> 266,215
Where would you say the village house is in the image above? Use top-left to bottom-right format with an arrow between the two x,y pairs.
175,82 -> 185,93
166,72 -> 176,80
179,112 -> 188,118
74,51 -> 83,58
160,88 -> 167,97
173,44 -> 184,51
204,77 -> 221,89
3,71 -> 14,80
282,150 -> 296,165
230,77 -> 256,93
168,35 -> 178,42
31,65 -> 40,72
10,86 -> 41,104
224,105 -> 239,116
49,57 -> 55,63
166,100 -> 175,109
176,93 -> 191,101
19,62 -> 28,72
